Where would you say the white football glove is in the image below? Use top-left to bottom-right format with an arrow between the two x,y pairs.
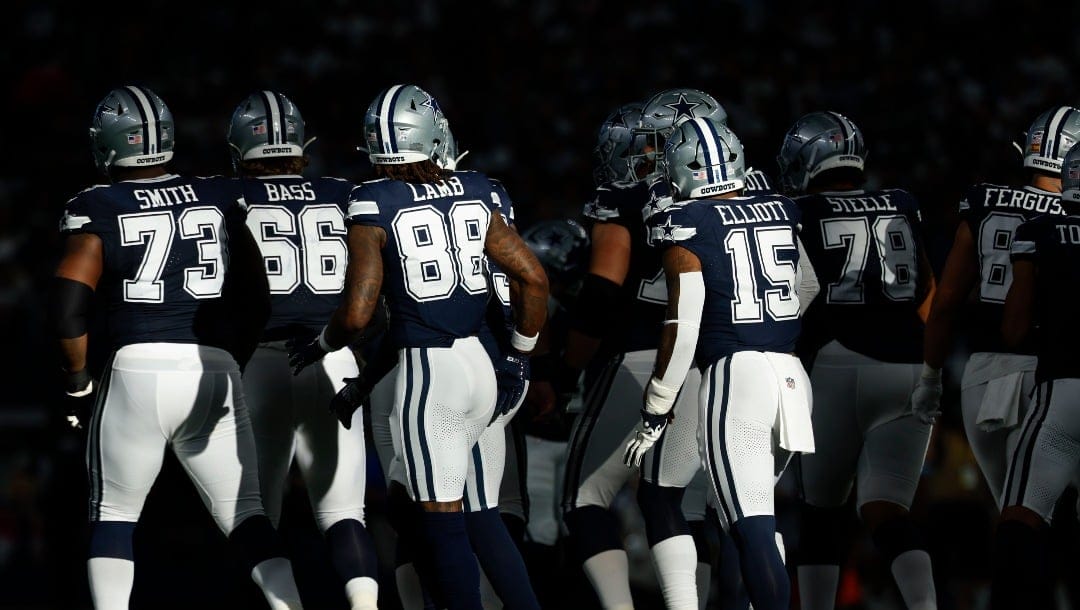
624,409 -> 672,468
910,364 -> 942,425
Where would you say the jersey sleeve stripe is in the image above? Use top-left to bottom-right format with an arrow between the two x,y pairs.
347,200 -> 380,217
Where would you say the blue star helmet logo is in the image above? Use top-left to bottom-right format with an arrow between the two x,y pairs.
664,94 -> 701,123
608,108 -> 629,128
420,94 -> 442,125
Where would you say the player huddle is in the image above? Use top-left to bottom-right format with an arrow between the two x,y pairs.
50,82 -> 1080,610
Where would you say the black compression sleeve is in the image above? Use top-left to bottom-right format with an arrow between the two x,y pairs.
569,273 -> 621,339
50,277 -> 95,339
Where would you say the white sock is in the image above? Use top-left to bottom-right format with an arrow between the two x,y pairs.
582,549 -> 635,610
344,575 -> 379,610
251,557 -> 304,610
478,557 -> 503,610
695,561 -> 711,610
395,563 -> 427,610
650,535 -> 698,610
797,564 -> 839,610
891,549 -> 937,610
88,557 -> 134,610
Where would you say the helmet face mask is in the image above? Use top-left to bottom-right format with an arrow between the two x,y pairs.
1023,105 -> 1080,175
776,111 -> 866,194
592,102 -> 643,185
1061,142 -> 1080,203
364,84 -> 447,165
89,85 -> 175,174
630,88 -> 727,181
227,91 -> 308,172
664,117 -> 745,201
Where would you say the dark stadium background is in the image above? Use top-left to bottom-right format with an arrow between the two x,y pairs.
3,1 -> 1079,608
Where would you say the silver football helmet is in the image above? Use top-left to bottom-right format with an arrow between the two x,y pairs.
776,111 -> 867,193
1023,105 -> 1080,174
227,91 -> 310,170
521,219 -> 590,282
364,84 -> 448,165
630,88 -> 727,179
592,101 -> 644,185
89,85 -> 174,173
433,120 -> 469,170
1061,142 -> 1080,203
664,117 -> 745,201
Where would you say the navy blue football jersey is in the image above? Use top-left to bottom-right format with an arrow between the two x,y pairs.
796,188 -> 928,362
241,175 -> 353,338
1011,213 -> 1080,382
959,183 -> 1065,353
59,174 -> 247,350
345,171 -> 500,349
647,194 -> 804,368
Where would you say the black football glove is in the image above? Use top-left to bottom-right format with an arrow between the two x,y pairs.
492,350 -> 530,424
62,368 -> 95,429
286,328 -> 329,376
330,374 -> 377,430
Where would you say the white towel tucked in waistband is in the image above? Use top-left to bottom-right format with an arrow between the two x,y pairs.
976,371 -> 1025,432
767,352 -> 816,453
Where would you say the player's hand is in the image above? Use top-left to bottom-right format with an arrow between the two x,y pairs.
329,375 -> 376,430
287,329 -> 329,376
624,409 -> 672,468
62,368 -> 95,429
910,364 -> 943,425
492,350 -> 530,424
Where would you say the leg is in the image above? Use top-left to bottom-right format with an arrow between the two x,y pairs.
85,357 -> 168,609
638,367 -> 703,610
171,349 -> 300,609
294,349 -> 379,610
241,344 -> 297,529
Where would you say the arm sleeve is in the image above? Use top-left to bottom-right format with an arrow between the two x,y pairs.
645,270 -> 704,415
796,236 -> 820,315
1011,219 -> 1039,262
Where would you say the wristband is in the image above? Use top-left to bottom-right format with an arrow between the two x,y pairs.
644,377 -> 679,416
318,326 -> 336,353
510,329 -> 539,352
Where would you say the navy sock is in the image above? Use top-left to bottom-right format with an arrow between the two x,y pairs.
706,507 -> 749,610
466,508 -> 540,610
420,510 -> 482,610
870,513 -> 926,563
991,520 -> 1053,610
799,503 -> 849,566
636,479 -> 690,547
228,515 -> 286,573
731,516 -> 789,610
325,518 -> 378,582
89,521 -> 136,559
501,512 -> 526,550
563,505 -> 622,564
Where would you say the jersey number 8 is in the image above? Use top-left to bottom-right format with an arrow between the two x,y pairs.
392,201 -> 491,302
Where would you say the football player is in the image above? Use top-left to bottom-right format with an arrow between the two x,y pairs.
226,91 -> 379,610
52,85 -> 303,609
914,106 -> 1080,507
777,111 -> 938,610
288,84 -> 548,610
639,116 -> 818,610
993,140 -> 1080,610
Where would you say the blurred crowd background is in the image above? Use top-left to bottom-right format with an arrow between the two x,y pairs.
3,1 -> 1080,608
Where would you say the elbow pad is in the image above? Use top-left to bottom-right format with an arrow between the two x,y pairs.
570,273 -> 621,338
50,277 -> 95,339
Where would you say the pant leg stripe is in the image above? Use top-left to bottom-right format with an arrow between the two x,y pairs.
472,444 -> 488,508
417,348 -> 436,499
716,357 -> 743,521
88,353 -> 116,521
1012,379 -> 1053,507
401,349 -> 421,499
705,361 -> 734,526
562,354 -> 621,509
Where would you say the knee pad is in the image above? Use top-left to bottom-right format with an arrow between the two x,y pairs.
89,521 -> 136,560
637,479 -> 690,547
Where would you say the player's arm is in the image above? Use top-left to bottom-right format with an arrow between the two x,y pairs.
222,219 -> 270,370
916,247 -> 937,323
563,222 -> 631,368
324,225 -> 387,348
922,222 -> 977,370
1001,259 -> 1035,348
795,236 -> 820,314
649,245 -> 703,398
52,233 -> 103,395
485,212 -> 548,352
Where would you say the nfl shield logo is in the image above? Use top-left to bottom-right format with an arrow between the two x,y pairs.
785,377 -> 795,389
127,133 -> 143,144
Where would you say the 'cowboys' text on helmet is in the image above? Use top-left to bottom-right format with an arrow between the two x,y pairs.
664,117 -> 745,201
776,111 -> 867,194
227,91 -> 309,170
364,84 -> 447,165
89,85 -> 175,173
